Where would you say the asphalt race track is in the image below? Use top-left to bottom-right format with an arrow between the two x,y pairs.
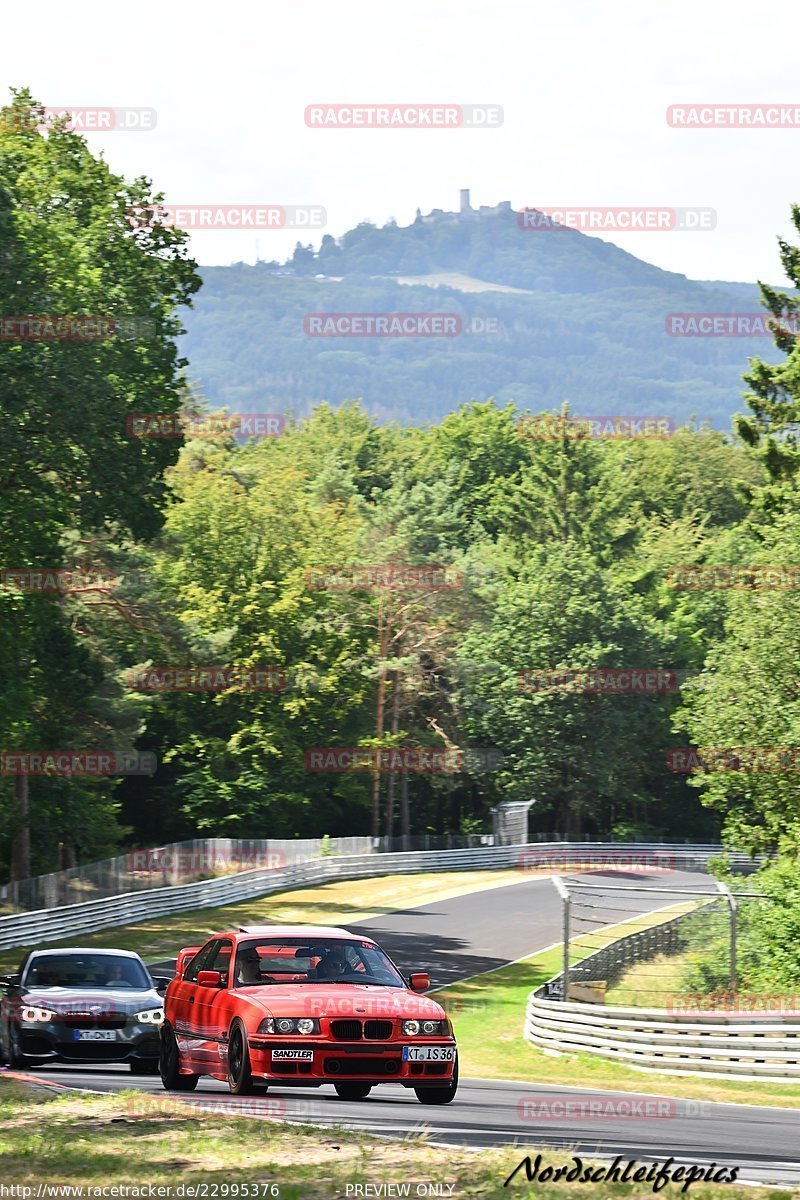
11,868 -> 800,1184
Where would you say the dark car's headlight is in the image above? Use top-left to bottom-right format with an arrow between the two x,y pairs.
258,1017 -> 319,1034
402,1019 -> 449,1036
135,1008 -> 164,1024
20,1006 -> 55,1023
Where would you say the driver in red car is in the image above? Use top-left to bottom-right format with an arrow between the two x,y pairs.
237,946 -> 262,985
315,948 -> 349,979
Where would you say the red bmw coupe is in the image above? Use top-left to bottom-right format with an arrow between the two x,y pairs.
160,926 -> 458,1103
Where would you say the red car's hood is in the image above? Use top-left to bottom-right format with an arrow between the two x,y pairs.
235,983 -> 445,1020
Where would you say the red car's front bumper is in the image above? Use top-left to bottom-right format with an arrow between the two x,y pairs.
248,1038 -> 457,1085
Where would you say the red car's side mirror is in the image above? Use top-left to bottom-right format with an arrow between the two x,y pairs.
197,970 -> 223,989
409,972 -> 430,992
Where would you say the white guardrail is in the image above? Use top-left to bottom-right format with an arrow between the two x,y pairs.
525,905 -> 800,1083
0,842 -> 744,954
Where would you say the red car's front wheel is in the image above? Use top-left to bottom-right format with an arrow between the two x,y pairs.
413,1052 -> 458,1105
159,1024 -> 198,1092
227,1023 -> 257,1095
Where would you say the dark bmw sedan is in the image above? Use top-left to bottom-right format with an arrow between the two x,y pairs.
0,948 -> 170,1073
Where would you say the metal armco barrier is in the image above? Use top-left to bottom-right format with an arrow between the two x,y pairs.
0,842 -> 748,954
1,833 -> 499,912
525,903 -> 800,1082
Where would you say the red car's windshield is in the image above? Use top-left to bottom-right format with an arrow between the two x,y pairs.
234,938 -> 405,987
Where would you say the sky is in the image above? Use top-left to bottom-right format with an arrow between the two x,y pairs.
3,0 -> 800,283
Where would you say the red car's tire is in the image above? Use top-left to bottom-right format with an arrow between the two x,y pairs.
159,1023 -> 199,1091
333,1084 -> 372,1100
227,1022 -> 256,1095
413,1052 -> 458,1105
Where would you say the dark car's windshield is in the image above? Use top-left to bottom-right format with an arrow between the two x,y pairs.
234,938 -> 405,988
22,954 -> 151,990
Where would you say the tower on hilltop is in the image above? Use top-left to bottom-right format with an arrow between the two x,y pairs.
460,189 -> 471,215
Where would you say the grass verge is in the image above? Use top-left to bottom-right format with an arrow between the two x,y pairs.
606,952 -> 692,1007
434,906 -> 800,1109
0,868 -> 527,974
0,1079 -> 791,1198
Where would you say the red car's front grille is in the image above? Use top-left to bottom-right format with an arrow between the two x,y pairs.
330,1020 -> 362,1040
329,1019 -> 394,1040
364,1020 -> 393,1040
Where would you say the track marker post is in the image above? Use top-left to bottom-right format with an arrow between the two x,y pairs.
552,874 -> 571,1001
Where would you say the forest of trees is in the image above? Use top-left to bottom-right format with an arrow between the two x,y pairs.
4,90 -> 800,887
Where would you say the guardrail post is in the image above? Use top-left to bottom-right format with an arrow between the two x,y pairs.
552,875 -> 570,1001
715,879 -> 738,993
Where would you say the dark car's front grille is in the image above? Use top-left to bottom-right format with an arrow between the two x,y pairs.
330,1020 -> 362,1041
59,1014 -> 128,1030
364,1020 -> 392,1040
57,1043 -> 128,1061
324,1056 -> 401,1076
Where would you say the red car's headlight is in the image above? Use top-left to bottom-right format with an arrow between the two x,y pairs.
258,1017 -> 320,1034
402,1019 -> 449,1036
